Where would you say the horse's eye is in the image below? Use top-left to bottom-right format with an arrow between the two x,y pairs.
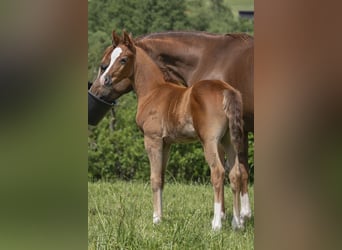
119,58 -> 127,65
100,64 -> 107,72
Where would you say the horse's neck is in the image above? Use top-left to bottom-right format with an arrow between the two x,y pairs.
133,47 -> 166,98
136,37 -> 204,84
138,38 -> 200,63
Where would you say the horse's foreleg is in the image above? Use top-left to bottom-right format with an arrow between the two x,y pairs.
229,157 -> 243,230
218,143 -> 226,220
204,142 -> 225,230
161,143 -> 171,189
144,136 -> 164,224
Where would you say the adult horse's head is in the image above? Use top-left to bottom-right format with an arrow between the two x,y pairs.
89,31 -> 135,102
88,31 -> 134,125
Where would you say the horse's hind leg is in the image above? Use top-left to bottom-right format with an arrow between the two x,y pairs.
222,133 -> 251,228
203,141 -> 225,230
229,157 -> 243,230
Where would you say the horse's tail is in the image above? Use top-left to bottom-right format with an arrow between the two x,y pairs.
223,88 -> 244,156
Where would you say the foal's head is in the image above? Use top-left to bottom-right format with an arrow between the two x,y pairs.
89,31 -> 136,103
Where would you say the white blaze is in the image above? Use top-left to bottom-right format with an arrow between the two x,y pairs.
100,47 -> 122,84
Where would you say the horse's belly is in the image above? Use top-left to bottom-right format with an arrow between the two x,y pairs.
163,122 -> 198,143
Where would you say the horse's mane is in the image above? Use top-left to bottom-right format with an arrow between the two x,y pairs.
136,31 -> 253,42
224,33 -> 253,41
135,39 -> 184,86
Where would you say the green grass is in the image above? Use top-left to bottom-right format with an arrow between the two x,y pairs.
89,181 -> 254,249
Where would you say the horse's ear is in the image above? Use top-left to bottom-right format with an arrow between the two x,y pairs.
112,30 -> 120,47
123,30 -> 136,53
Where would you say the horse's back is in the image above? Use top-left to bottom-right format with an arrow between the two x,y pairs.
190,80 -> 238,118
191,79 -> 237,97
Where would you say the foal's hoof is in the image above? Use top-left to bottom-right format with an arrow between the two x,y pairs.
221,212 -> 226,220
231,217 -> 244,231
153,214 -> 161,224
212,219 -> 222,231
240,208 -> 252,221
240,211 -> 252,225
212,223 -> 222,231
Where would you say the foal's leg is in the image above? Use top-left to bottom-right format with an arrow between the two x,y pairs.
218,143 -> 226,219
203,141 -> 225,230
144,136 -> 170,224
237,133 -> 252,223
229,157 -> 243,230
225,136 -> 252,225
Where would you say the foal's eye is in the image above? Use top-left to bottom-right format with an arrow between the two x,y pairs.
100,64 -> 107,72
119,58 -> 127,65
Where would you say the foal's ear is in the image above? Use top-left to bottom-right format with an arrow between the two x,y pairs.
112,30 -> 120,47
123,30 -> 136,53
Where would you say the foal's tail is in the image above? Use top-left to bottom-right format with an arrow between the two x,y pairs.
223,88 -> 244,155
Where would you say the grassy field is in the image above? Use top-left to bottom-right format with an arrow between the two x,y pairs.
89,181 -> 254,249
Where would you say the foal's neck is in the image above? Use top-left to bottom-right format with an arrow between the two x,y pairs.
133,47 -> 166,98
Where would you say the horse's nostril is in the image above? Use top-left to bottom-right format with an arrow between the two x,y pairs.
104,75 -> 111,86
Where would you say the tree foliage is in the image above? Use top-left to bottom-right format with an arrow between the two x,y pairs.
88,0 -> 254,183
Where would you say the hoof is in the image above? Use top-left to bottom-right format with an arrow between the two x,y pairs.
153,213 -> 161,224
211,218 -> 222,231
231,217 -> 244,231
221,212 -> 226,220
240,207 -> 252,220
240,210 -> 252,224
212,220 -> 222,231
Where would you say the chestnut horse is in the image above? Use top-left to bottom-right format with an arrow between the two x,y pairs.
135,31 -> 254,166
90,31 -> 251,230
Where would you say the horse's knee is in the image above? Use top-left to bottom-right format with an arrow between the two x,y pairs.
211,166 -> 225,189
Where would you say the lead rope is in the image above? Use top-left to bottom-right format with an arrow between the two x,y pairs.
109,107 -> 116,131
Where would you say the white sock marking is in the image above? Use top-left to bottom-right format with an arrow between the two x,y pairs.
240,192 -> 252,220
153,189 -> 162,224
232,205 -> 243,230
212,202 -> 222,230
153,212 -> 161,224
